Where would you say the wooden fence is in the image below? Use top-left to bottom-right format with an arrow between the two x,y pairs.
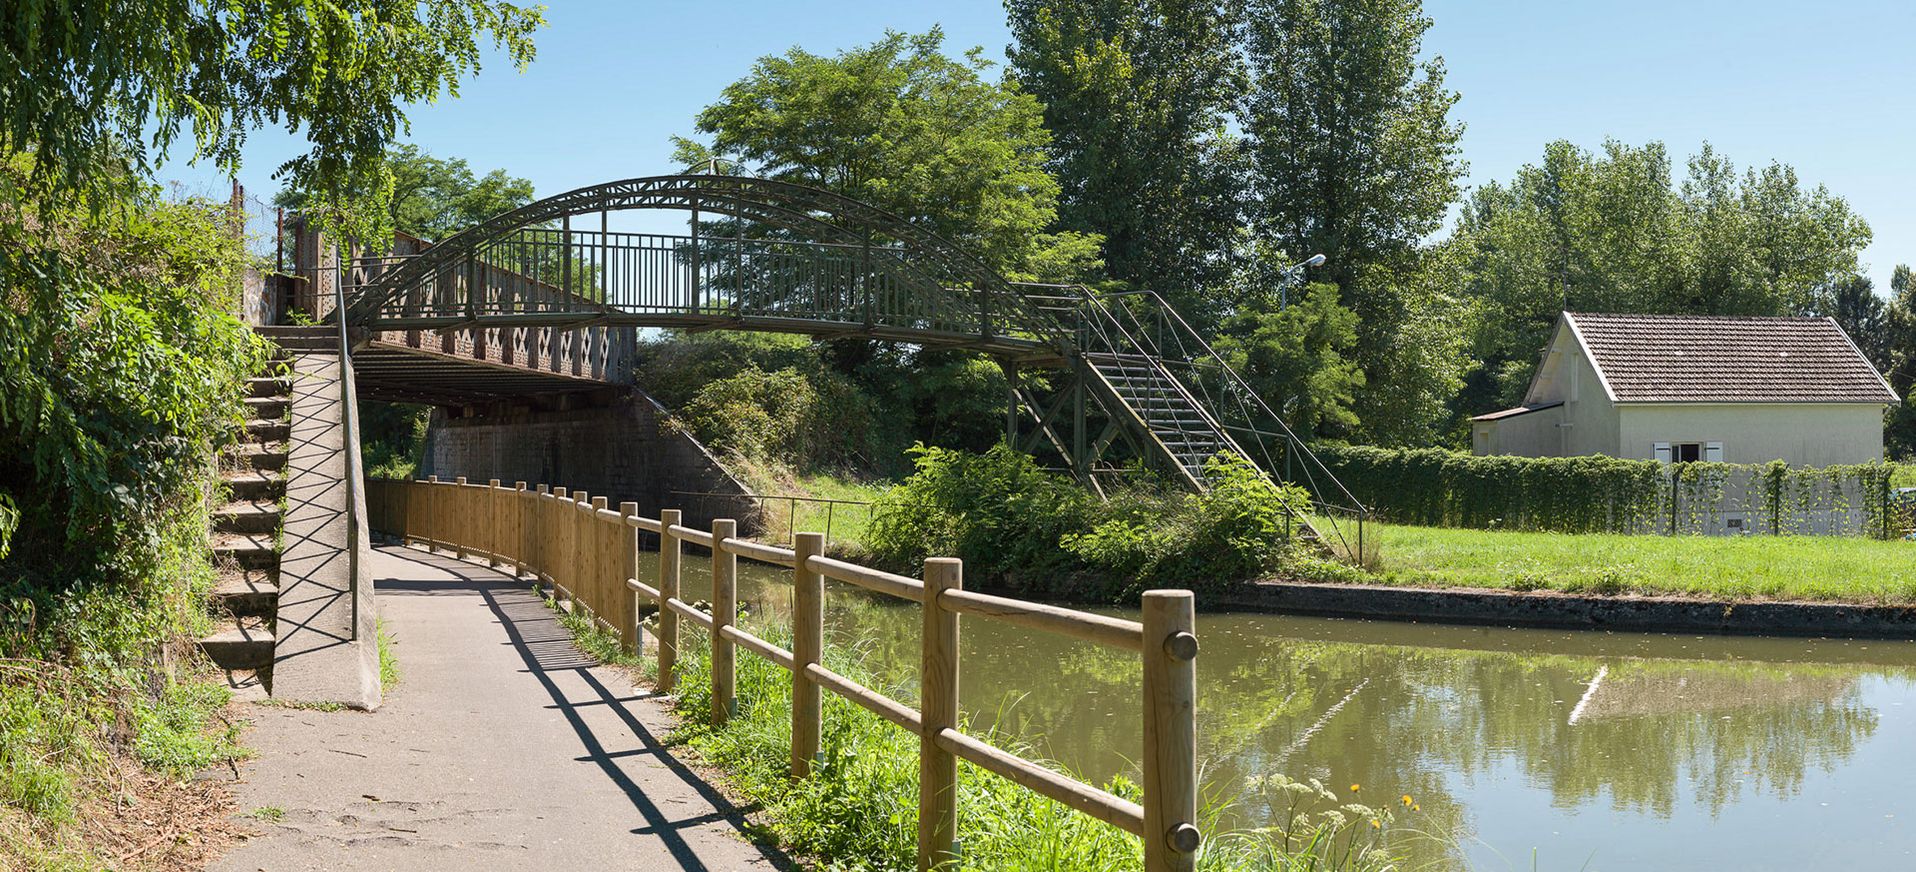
367,475 -> 1201,872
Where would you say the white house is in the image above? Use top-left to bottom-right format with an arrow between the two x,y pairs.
1471,312 -> 1898,466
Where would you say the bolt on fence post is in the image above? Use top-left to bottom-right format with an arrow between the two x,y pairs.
791,531 -> 825,778
658,508 -> 682,693
711,517 -> 738,725
918,557 -> 962,871
1141,590 -> 1199,872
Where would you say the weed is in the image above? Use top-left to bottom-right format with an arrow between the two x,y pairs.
248,806 -> 285,822
377,618 -> 400,690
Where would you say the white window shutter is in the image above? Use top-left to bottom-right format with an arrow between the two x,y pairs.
1705,442 -> 1723,462
1654,442 -> 1672,464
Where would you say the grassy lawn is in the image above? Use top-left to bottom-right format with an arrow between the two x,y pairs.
1361,522 -> 1916,603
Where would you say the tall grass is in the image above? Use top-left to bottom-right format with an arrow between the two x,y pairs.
661,625 -> 1403,871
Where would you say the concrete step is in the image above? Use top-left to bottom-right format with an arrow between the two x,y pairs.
221,667 -> 272,702
230,442 -> 288,472
199,617 -> 275,670
212,532 -> 278,569
213,499 -> 282,535
244,396 -> 290,419
246,376 -> 292,398
243,417 -> 291,443
212,568 -> 279,617
255,325 -> 339,352
223,469 -> 285,501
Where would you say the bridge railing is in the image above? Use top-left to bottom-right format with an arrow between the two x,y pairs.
366,475 -> 1202,872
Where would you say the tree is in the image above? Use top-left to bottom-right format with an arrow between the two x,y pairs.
1885,265 -> 1916,458
277,144 -> 536,242
672,28 -> 1097,278
1455,139 -> 1873,406
1824,274 -> 1889,372
2,1 -> 543,239
1005,0 -> 1247,318
1239,0 -> 1467,443
1214,282 -> 1364,435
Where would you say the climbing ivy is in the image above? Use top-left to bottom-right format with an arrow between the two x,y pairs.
1318,446 -> 1902,538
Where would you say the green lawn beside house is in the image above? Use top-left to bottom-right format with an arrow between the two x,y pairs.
1361,522 -> 1916,603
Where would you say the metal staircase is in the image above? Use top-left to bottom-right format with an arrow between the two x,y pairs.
1011,285 -> 1369,558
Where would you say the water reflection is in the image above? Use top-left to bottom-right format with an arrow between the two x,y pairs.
654,556 -> 1916,869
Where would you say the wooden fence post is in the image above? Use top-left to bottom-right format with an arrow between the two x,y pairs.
513,482 -> 528,574
918,557 -> 962,870
711,517 -> 738,726
591,496 -> 610,625
426,475 -> 440,551
1141,590 -> 1199,872
453,477 -> 469,559
487,480 -> 503,566
551,488 -> 569,602
620,501 -> 641,654
791,531 -> 825,778
658,508 -> 682,693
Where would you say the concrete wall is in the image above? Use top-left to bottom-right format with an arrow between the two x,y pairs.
1616,403 -> 1886,466
419,388 -> 761,533
1473,406 -> 1562,456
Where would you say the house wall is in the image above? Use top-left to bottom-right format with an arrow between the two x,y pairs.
1615,403 -> 1886,466
1473,407 -> 1561,456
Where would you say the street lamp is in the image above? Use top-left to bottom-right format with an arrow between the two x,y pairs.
1278,253 -> 1327,310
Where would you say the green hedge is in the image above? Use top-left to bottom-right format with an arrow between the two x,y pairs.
1316,446 -> 1901,537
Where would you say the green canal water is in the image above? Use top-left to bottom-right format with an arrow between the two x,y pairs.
657,556 -> 1916,870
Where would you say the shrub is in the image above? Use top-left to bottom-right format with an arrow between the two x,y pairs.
867,446 -> 1307,600
1317,445 -> 1902,537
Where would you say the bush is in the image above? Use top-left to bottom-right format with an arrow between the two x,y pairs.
0,163 -> 260,861
866,445 -> 1308,600
1317,445 -> 1902,536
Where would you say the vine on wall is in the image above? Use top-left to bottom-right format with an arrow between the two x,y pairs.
1317,447 -> 1901,538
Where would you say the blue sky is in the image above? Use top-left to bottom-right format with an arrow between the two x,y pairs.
176,0 -> 1916,290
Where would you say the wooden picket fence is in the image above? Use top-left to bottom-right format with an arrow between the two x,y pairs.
366,475 -> 1202,871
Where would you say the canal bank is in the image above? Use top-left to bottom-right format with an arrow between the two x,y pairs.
1217,580 -> 1916,640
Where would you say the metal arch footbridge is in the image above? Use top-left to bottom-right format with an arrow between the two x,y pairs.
328,174 -> 1366,554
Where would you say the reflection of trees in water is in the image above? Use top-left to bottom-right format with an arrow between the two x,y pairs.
708,562 -> 1896,863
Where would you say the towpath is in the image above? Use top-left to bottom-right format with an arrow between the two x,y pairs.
212,545 -> 789,871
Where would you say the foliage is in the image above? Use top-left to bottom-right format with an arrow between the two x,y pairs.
1,0 -> 543,240
361,401 -> 431,481
673,27 -> 1100,280
635,333 -> 1015,477
866,445 -> 1306,599
1454,139 -> 1874,405
1319,446 -> 1902,537
1005,0 -> 1248,317
275,143 -> 536,243
1242,0 -> 1466,445
1212,282 -> 1364,435
0,165 -> 259,862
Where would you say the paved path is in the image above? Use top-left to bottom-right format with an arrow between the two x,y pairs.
213,546 -> 790,872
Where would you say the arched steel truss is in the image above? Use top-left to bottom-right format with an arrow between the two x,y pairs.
342,174 -> 1067,360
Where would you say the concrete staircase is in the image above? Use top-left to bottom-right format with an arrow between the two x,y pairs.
201,363 -> 295,694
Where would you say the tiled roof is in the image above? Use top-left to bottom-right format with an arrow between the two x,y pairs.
1565,312 -> 1898,404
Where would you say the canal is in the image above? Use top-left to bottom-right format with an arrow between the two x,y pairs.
657,555 -> 1916,870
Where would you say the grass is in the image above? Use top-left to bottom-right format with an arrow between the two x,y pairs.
726,458 -> 891,550
377,618 -> 400,690
247,806 -> 285,822
1350,522 -> 1916,603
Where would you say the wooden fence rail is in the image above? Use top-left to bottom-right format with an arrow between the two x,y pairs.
367,476 -> 1200,871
